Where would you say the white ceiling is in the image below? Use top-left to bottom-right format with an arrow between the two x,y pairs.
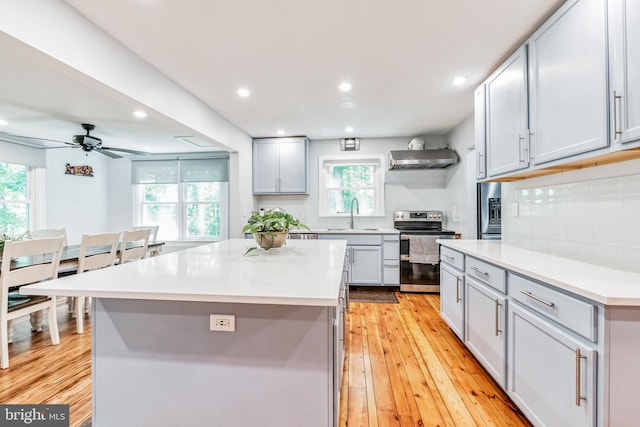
0,0 -> 564,154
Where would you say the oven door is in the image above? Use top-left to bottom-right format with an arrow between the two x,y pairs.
399,234 -> 453,293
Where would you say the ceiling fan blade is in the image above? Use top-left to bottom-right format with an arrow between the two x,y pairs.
2,133 -> 75,145
100,146 -> 150,155
94,148 -> 122,159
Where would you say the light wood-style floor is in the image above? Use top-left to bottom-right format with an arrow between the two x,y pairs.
1,293 -> 530,426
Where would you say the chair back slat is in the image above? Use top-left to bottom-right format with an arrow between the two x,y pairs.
77,232 -> 120,273
119,229 -> 151,263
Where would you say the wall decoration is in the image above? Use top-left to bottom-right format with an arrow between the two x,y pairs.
65,163 -> 94,177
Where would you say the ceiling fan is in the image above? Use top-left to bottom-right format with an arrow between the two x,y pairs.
0,123 -> 149,158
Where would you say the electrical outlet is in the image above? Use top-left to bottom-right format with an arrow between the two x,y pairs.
512,202 -> 519,217
210,314 -> 235,332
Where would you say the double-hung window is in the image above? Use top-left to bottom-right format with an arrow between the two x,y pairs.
0,162 -> 44,236
132,157 -> 229,241
318,154 -> 385,217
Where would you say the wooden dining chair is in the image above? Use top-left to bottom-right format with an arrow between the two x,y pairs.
71,232 -> 120,334
118,228 -> 151,264
27,228 -> 68,247
1,237 -> 63,369
133,225 -> 159,244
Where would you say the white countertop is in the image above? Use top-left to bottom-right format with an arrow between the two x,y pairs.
21,239 -> 348,307
438,239 -> 640,306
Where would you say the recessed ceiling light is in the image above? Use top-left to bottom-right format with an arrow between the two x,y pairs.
452,76 -> 468,86
345,126 -> 354,133
132,110 -> 147,119
277,129 -> 285,136
0,119 -> 8,126
237,88 -> 250,98
339,82 -> 352,93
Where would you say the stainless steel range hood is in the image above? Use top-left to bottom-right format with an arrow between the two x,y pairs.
387,148 -> 458,170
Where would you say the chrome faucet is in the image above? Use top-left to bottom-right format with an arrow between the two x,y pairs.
349,198 -> 359,229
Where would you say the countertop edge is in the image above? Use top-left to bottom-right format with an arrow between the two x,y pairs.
437,239 -> 640,306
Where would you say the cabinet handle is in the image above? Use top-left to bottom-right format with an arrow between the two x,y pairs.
470,266 -> 489,276
456,276 -> 461,303
383,239 -> 397,243
442,254 -> 455,263
520,290 -> 555,307
384,264 -> 399,268
575,348 -> 587,406
478,152 -> 484,177
495,300 -> 502,336
613,90 -> 623,138
518,135 -> 526,164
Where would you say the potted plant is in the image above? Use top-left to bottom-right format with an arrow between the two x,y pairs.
242,209 -> 310,253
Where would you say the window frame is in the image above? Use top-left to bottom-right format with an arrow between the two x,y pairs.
318,154 -> 386,218
132,158 -> 229,242
0,163 -> 44,236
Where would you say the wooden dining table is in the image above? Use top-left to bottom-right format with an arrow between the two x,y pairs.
5,241 -> 165,272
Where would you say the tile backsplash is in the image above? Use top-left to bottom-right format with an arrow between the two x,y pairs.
503,160 -> 640,273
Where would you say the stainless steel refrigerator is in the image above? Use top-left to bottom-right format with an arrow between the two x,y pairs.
477,182 -> 501,240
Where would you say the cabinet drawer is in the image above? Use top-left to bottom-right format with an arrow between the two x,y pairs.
383,236 -> 400,260
465,257 -> 506,293
440,247 -> 464,271
509,273 -> 597,342
383,260 -> 400,285
320,234 -> 382,246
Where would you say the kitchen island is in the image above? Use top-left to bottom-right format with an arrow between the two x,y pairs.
21,239 -> 348,427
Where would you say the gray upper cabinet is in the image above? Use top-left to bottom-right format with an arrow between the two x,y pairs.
253,137 -> 309,195
528,0 -> 608,165
609,0 -> 640,147
474,85 -> 487,179
485,46 -> 530,177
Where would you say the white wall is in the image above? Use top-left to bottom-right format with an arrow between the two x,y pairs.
503,158 -> 640,273
46,149 -> 111,245
255,134 -> 470,233
443,115 -> 475,238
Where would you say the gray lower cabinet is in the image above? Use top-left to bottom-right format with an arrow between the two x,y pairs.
350,245 -> 382,285
320,234 -> 385,286
333,277 -> 347,427
382,234 -> 400,285
465,276 -> 506,388
440,261 -> 464,340
508,302 -> 596,427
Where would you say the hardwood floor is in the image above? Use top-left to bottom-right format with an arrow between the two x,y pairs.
0,304 -> 92,426
1,294 -> 530,427
339,292 -> 531,427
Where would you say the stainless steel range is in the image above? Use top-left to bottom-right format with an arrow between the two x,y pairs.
394,210 -> 456,293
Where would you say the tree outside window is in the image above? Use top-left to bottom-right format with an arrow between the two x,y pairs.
319,155 -> 385,217
0,163 -> 29,236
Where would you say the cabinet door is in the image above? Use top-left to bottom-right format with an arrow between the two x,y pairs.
486,46 -> 529,177
465,277 -> 506,388
528,0 -> 608,164
440,263 -> 464,340
508,303 -> 596,427
609,0 -> 640,145
349,246 -> 382,285
474,84 -> 487,179
253,140 -> 278,193
278,138 -> 308,193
